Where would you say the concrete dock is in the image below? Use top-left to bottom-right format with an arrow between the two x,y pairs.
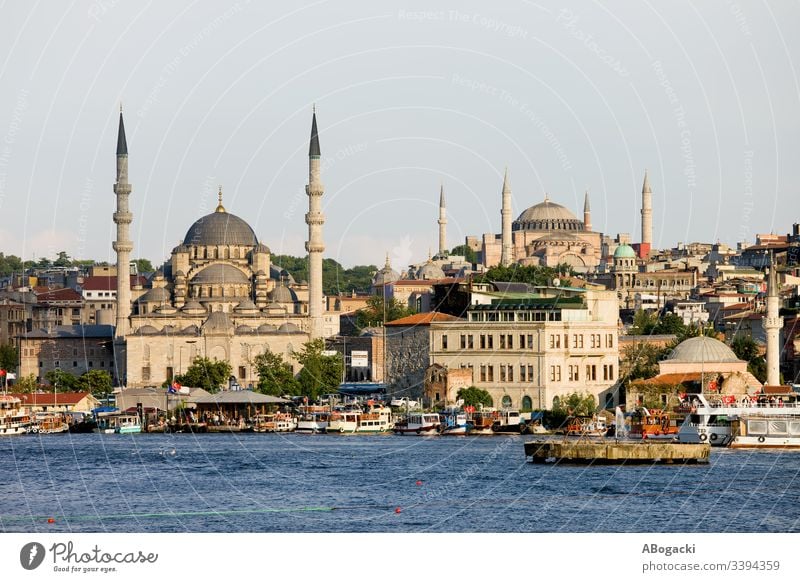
524,439 -> 710,464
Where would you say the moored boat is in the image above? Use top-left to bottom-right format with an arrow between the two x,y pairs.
29,413 -> 69,434
393,412 -> 441,435
95,411 -> 142,434
253,412 -> 296,433
564,415 -> 607,437
729,415 -> 800,449
439,409 -> 471,435
0,394 -> 31,436
295,406 -> 331,434
628,408 -> 679,441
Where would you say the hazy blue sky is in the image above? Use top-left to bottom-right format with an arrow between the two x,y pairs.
0,1 -> 798,269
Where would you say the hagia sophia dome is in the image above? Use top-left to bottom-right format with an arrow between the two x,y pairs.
513,195 -> 585,232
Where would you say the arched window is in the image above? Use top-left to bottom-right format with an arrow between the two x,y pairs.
522,395 -> 532,411
501,395 -> 512,408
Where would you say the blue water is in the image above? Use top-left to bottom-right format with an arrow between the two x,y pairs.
1,433 -> 799,533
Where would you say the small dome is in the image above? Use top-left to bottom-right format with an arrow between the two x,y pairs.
192,264 -> 250,285
183,210 -> 258,247
257,324 -> 277,333
135,325 -> 159,335
416,262 -> 445,280
234,299 -> 259,313
154,305 -> 178,315
269,285 -> 297,303
236,324 -> 255,333
181,300 -> 206,314
514,197 -> 584,232
270,265 -> 295,284
202,311 -> 233,333
373,261 -> 400,286
161,325 -> 177,334
181,324 -> 200,335
137,287 -> 171,303
667,336 -> 741,363
614,244 -> 637,259
277,322 -> 301,332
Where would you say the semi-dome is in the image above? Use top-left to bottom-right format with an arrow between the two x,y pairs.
257,324 -> 277,333
135,325 -> 159,335
137,287 -> 171,303
667,336 -> 740,363
183,207 -> 258,247
234,299 -> 259,313
236,324 -> 255,333
181,300 -> 206,314
269,285 -> 297,303
614,244 -> 637,259
202,311 -> 233,333
513,196 -> 584,232
192,264 -> 250,285
277,322 -> 301,332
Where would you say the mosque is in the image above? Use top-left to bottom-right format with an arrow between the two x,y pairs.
110,109 -> 334,388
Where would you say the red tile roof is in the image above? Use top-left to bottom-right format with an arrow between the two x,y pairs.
385,312 -> 463,326
35,288 -> 82,302
19,392 -> 94,406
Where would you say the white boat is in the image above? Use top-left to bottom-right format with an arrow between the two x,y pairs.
439,409 -> 471,435
729,415 -> 800,449
677,393 -> 800,447
0,394 -> 31,436
327,410 -> 360,433
253,413 -> 296,433
95,412 -> 142,434
327,405 -> 394,434
295,406 -> 331,434
394,413 -> 441,435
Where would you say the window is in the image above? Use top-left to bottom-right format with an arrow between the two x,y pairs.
460,335 -> 466,349
508,365 -> 514,382
569,365 -> 579,382
501,395 -> 512,408
500,365 -> 506,382
442,335 -> 448,350
520,334 -> 526,348
72,361 -> 77,367
166,367 -> 174,382
603,364 -> 615,381
520,365 -> 527,382
488,366 -> 494,382
550,335 -> 560,349
527,334 -> 533,349
585,365 -> 597,381
507,335 -> 513,349
573,335 -> 583,349
239,366 -> 246,378
522,395 -> 532,411
480,335 -> 486,349
468,335 -> 474,349
549,365 -> 561,382
606,333 -> 614,348
528,365 -> 534,382
480,365 -> 487,382
500,335 -> 506,349
487,335 -> 494,349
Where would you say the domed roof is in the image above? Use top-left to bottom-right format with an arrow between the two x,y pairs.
234,299 -> 259,313
202,311 -> 233,333
373,255 -> 400,286
257,324 -> 277,333
181,300 -> 206,314
277,322 -> 301,332
181,324 -> 200,334
137,287 -> 171,303
514,196 -> 584,232
192,264 -> 250,285
667,336 -> 741,363
183,206 -> 258,247
135,325 -> 159,335
416,261 -> 445,280
269,285 -> 297,303
236,324 -> 255,333
614,244 -> 637,259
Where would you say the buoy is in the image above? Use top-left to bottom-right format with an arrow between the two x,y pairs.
47,518 -> 55,524
415,480 -> 422,486
394,507 -> 402,514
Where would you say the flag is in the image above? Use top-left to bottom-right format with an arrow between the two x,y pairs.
6,373 -> 16,380
0,369 -> 5,376
167,381 -> 180,394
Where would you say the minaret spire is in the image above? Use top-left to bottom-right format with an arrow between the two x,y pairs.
437,183 -> 447,256
765,252 -> 783,386
500,167 -> 513,267
113,109 -> 133,339
305,108 -> 325,340
583,190 -> 592,232
641,169 -> 653,256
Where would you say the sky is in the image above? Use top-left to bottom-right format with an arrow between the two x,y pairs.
0,1 -> 798,270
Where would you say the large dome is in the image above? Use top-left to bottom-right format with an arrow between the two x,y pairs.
192,264 -> 250,285
667,336 -> 741,363
513,196 -> 584,232
183,207 -> 258,247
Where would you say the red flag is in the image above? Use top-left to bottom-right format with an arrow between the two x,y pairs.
0,369 -> 6,376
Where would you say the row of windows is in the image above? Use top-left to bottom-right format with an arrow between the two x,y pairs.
549,333 -> 614,350
550,364 -> 615,382
469,311 -> 562,322
444,333 -> 537,351
41,360 -> 113,369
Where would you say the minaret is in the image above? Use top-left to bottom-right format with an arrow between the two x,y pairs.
500,168 -> 513,267
765,253 -> 783,386
583,190 -> 592,231
641,169 -> 653,254
305,108 -> 325,340
113,108 -> 133,338
437,184 -> 447,256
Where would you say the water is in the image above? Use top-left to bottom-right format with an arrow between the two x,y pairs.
1,433 -> 799,533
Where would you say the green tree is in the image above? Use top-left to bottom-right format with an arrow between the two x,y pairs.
133,258 -> 154,273
44,368 -> 78,391
253,349 -> 300,396
0,253 -> 23,276
293,339 -> 343,402
628,309 -> 657,335
53,251 -> 72,267
620,342 -> 669,383
548,391 -> 598,428
731,334 -> 767,383
13,373 -> 38,393
174,356 -> 232,393
0,343 -> 18,373
271,254 -> 378,295
78,369 -> 113,400
355,294 -> 415,329
475,264 -> 569,286
456,386 -> 493,408
449,244 -> 477,264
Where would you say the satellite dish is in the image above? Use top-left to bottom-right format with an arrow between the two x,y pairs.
553,278 -> 561,287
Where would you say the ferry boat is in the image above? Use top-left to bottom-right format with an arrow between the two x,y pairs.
492,409 -> 526,434
29,413 -> 69,434
729,415 -> 800,449
295,406 -> 331,434
327,405 -> 393,434
0,394 -> 31,436
467,409 -> 498,435
628,409 -> 679,441
253,413 -> 296,433
677,393 -> 800,447
95,412 -> 142,434
393,412 -> 441,435
564,415 -> 607,437
438,409 -> 471,435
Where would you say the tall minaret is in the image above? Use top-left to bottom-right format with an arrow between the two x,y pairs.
305,108 -> 325,340
113,108 -> 133,338
765,253 -> 783,386
437,184 -> 447,256
641,169 -> 653,251
500,168 -> 513,267
583,190 -> 592,231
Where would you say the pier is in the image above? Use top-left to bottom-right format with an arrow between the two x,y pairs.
524,439 -> 710,464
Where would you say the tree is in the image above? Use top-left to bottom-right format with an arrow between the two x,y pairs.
0,252 -> 23,276
474,264 -> 571,286
0,343 -> 18,373
13,374 -> 38,393
355,294 -> 415,329
174,356 -> 232,393
449,244 -> 477,264
731,334 -> 767,383
628,309 -> 657,335
548,391 -> 598,428
53,251 -> 72,267
44,369 -> 78,391
134,258 -> 154,273
253,349 -> 300,396
456,386 -> 493,408
78,369 -> 113,400
620,342 -> 669,383
293,339 -> 343,402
